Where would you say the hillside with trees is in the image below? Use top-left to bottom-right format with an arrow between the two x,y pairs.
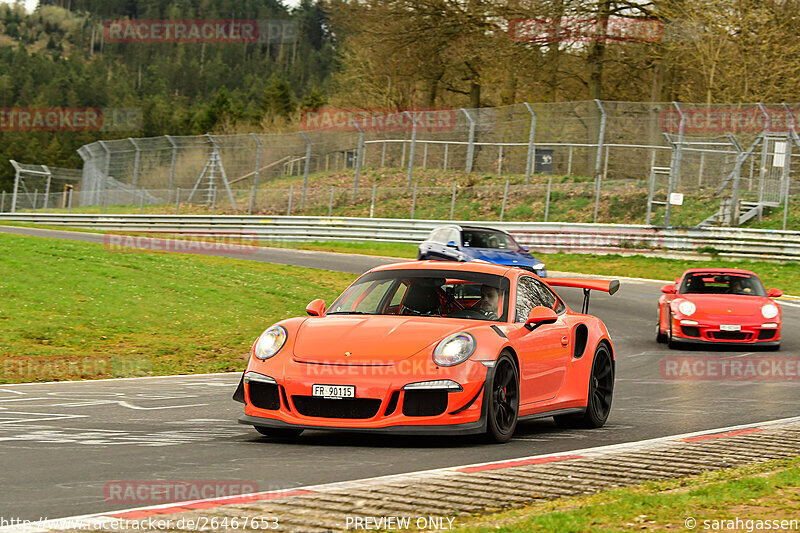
1,0 -> 799,191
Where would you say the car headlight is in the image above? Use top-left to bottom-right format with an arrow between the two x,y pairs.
677,300 -> 696,316
761,303 -> 779,319
253,325 -> 287,360
433,332 -> 476,367
533,263 -> 546,270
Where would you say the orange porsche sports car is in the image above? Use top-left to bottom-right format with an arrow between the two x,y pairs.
657,268 -> 782,349
234,261 -> 619,443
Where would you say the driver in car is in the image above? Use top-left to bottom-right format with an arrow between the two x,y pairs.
477,284 -> 500,319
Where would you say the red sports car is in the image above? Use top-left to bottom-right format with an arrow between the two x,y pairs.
657,268 -> 782,349
234,261 -> 619,443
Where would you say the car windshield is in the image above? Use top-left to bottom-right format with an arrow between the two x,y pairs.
461,229 -> 520,250
328,269 -> 510,321
678,272 -> 766,296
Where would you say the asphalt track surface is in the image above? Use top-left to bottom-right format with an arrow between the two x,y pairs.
2,224 -> 799,521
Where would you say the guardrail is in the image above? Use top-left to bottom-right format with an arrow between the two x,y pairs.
1,213 -> 799,261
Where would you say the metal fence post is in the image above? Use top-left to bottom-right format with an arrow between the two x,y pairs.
211,187 -> 216,215
665,102 -> 686,226
98,140 -> 111,209
443,144 -> 449,170
449,182 -> 457,220
781,104 -> 796,231
175,187 -> 181,215
381,141 -> 387,167
499,180 -> 509,221
42,165 -> 52,210
67,188 -> 73,214
0,190 -> 4,213
328,186 -> 335,216
351,121 -> 364,200
139,190 -> 144,214
33,189 -> 38,212
544,177 -> 552,222
405,111 -> 418,187
756,103 -> 771,209
251,133 -> 263,191
9,160 -> 20,213
166,135 -> 178,194
370,184 -> 376,218
410,183 -> 418,219
523,103 -> 537,184
462,109 -> 476,173
300,132 -> 312,209
287,184 -> 294,216
567,145 -> 574,175
592,100 -> 607,223
497,145 -> 504,174
249,185 -> 256,215
422,143 -> 428,169
129,137 -> 140,189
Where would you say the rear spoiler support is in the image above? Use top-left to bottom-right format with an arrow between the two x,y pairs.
545,278 -> 620,315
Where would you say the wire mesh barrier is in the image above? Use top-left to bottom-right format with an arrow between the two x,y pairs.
5,101 -> 800,229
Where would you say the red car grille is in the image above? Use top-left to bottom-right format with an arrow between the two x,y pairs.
710,331 -> 751,341
291,396 -> 381,419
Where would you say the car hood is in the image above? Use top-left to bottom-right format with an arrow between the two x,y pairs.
675,294 -> 774,318
467,248 -> 541,267
292,315 -> 471,365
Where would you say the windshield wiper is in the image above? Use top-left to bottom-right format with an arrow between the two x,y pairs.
327,311 -> 373,315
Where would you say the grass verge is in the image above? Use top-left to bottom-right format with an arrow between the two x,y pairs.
0,232 -> 354,383
450,458 -> 800,532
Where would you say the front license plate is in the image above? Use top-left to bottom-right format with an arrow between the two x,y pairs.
720,324 -> 741,331
312,384 -> 355,399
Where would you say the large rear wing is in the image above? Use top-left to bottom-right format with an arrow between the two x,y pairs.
545,278 -> 620,314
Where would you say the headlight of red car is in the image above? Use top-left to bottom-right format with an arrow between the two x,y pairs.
761,303 -> 779,319
677,300 -> 696,316
433,332 -> 476,366
254,325 -> 287,360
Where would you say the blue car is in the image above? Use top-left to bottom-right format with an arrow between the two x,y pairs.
417,225 -> 547,277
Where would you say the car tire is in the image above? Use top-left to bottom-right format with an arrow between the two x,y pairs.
667,321 -> 681,349
485,352 -> 519,444
656,318 -> 667,344
554,343 -> 614,429
254,426 -> 304,440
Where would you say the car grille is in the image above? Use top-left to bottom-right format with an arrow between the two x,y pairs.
710,331 -> 750,341
402,390 -> 448,417
291,396 -> 381,419
758,329 -> 777,340
248,382 -> 280,410
681,326 -> 701,337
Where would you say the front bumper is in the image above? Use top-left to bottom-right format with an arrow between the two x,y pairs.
236,359 -> 491,434
672,317 -> 780,345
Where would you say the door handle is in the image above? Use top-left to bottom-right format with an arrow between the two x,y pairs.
561,336 -> 569,346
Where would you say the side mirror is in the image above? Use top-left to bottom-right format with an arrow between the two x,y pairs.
768,288 -> 783,298
525,306 -> 558,331
661,284 -> 676,294
520,245 -> 530,252
306,299 -> 326,316
446,240 -> 457,248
